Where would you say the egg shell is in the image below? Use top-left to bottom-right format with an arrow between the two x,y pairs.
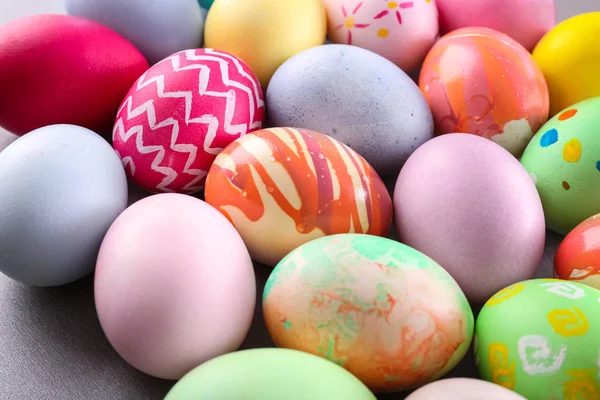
263,234 -> 474,393
164,348 -> 376,399
94,193 -> 256,380
266,44 -> 434,175
394,134 -> 545,304
64,0 -> 204,65
533,12 -> 600,116
520,97 -> 600,235
112,48 -> 265,194
204,0 -> 327,88
436,0 -> 555,51
199,0 -> 214,9
0,14 -> 148,137
419,27 -> 549,157
405,378 -> 527,400
204,127 -> 393,267
555,214 -> 600,290
474,279 -> 600,399
323,0 -> 439,72
0,125 -> 128,287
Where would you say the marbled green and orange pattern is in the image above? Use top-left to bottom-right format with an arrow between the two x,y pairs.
263,234 -> 474,393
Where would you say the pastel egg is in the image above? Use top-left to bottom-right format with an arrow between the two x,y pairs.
520,97 -> 600,235
323,0 -> 439,72
112,48 -> 264,195
419,27 -> 549,157
204,127 -> 392,267
64,0 -> 204,65
436,0 -> 555,51
0,125 -> 128,287
474,279 -> 600,399
263,234 -> 474,393
95,193 -> 256,380
554,213 -> 600,290
205,0 -> 327,87
267,44 -> 434,175
405,378 -> 527,400
394,134 -> 545,304
533,12 -> 600,116
0,14 -> 148,136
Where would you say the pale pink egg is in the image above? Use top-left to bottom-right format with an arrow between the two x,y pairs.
94,193 -> 256,380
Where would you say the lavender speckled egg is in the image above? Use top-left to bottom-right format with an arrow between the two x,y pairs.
394,134 -> 545,304
266,44 -> 433,175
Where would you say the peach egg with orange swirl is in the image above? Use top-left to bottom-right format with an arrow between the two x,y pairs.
204,127 -> 393,267
419,27 -> 549,157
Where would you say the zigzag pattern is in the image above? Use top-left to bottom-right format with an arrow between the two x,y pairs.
113,48 -> 264,194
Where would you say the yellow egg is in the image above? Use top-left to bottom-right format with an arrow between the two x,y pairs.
205,0 -> 327,88
533,12 -> 600,116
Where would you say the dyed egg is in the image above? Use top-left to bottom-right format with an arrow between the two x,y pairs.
419,27 -> 549,157
64,0 -> 205,65
405,378 -> 527,400
95,194 -> 256,380
475,279 -> 600,399
204,127 -> 392,267
0,125 -> 128,287
394,134 -> 545,304
263,234 -> 474,393
113,48 -> 264,194
436,0 -> 555,52
204,0 -> 327,87
0,14 -> 148,137
554,214 -> 600,290
323,0 -> 439,72
267,44 -> 434,174
199,0 -> 214,10
520,97 -> 600,235
534,12 -> 600,116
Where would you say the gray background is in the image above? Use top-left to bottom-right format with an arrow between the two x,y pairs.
0,1 -> 597,399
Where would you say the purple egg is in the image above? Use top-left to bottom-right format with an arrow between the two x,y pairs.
393,134 -> 545,304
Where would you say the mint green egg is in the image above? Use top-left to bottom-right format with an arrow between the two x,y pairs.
474,279 -> 600,399
163,348 -> 376,400
520,96 -> 600,234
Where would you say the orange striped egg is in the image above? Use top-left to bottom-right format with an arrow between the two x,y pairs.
204,127 -> 393,267
419,27 -> 549,157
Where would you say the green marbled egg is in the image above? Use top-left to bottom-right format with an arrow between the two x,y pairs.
521,96 -> 600,234
475,278 -> 600,399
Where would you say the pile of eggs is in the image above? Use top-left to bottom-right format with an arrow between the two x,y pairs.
1,0 -> 600,398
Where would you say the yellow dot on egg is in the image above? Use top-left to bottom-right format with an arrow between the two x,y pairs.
563,138 -> 582,163
377,29 -> 389,38
388,1 -> 398,9
425,0 -> 431,3
344,16 -> 355,29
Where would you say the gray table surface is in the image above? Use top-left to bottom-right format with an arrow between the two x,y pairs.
0,1 -> 598,399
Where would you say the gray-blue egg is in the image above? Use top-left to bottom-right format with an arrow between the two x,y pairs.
0,125 -> 128,287
266,44 -> 434,175
64,0 -> 204,65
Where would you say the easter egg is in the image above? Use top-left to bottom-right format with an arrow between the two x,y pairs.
323,0 -> 439,72
533,12 -> 600,116
112,48 -> 264,194
0,14 -> 148,137
204,0 -> 327,87
199,0 -> 214,9
95,193 -> 256,380
64,0 -> 205,65
0,125 -> 128,287
406,378 -> 527,400
520,97 -> 600,235
394,134 -> 545,304
204,127 -> 392,267
436,0 -> 555,52
554,214 -> 600,290
267,44 -> 433,175
164,348 -> 376,399
263,234 -> 474,393
474,279 -> 600,399
419,27 -> 549,157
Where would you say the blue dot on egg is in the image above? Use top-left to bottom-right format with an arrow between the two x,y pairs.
540,128 -> 558,148
596,161 -> 600,172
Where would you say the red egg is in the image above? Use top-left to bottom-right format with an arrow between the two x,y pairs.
554,213 -> 600,290
113,48 -> 265,194
0,14 -> 149,136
